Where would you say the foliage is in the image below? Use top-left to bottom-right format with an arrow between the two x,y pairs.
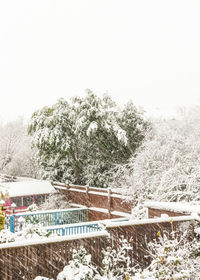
0,118 -> 37,178
129,203 -> 147,220
57,246 -> 97,280
27,203 -> 39,212
101,238 -> 133,279
0,223 -> 53,243
111,107 -> 200,204
29,90 -> 148,187
0,188 -> 9,202
40,193 -> 71,210
132,226 -> 200,280
56,239 -> 134,280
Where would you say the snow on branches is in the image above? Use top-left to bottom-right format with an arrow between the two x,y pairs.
29,90 -> 148,187
111,111 -> 200,205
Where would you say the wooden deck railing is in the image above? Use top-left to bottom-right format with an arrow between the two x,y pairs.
46,221 -> 102,236
8,207 -> 88,233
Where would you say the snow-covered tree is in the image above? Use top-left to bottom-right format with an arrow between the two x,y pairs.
111,107 -> 200,204
29,90 -> 148,187
0,118 -> 37,178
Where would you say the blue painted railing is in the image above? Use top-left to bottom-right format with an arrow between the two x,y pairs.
9,207 -> 88,233
45,221 -> 102,236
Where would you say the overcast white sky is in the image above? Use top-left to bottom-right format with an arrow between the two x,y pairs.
0,0 -> 200,122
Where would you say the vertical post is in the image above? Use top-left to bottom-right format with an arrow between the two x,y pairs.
86,186 -> 90,207
55,212 -> 57,226
62,228 -> 65,236
0,200 -> 5,231
66,185 -> 70,201
11,203 -> 16,215
86,208 -> 88,222
10,215 -> 15,233
108,188 -> 112,218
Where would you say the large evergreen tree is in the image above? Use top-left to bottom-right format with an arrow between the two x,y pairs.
28,90 -> 149,187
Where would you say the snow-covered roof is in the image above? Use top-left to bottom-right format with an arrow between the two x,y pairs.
0,180 -> 56,197
145,201 -> 200,215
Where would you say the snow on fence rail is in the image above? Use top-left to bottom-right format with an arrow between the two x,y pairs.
45,221 -> 102,236
53,182 -> 132,216
8,207 -> 88,233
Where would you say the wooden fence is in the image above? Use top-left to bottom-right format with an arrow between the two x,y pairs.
0,216 -> 194,280
0,232 -> 109,280
53,183 -> 132,217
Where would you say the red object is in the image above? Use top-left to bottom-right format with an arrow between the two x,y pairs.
4,194 -> 47,215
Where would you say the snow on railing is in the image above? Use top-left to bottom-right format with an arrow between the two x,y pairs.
9,207 -> 88,233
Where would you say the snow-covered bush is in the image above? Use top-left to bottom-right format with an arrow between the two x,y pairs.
0,223 -> 52,244
130,204 -> 147,220
36,239 -> 135,280
16,223 -> 52,240
27,203 -> 39,212
40,193 -> 71,210
0,229 -> 15,243
57,246 -> 97,280
101,238 -> 133,279
132,228 -> 200,280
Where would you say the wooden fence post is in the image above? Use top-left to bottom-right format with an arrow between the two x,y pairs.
86,186 -> 90,207
108,188 -> 112,218
66,185 -> 70,201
